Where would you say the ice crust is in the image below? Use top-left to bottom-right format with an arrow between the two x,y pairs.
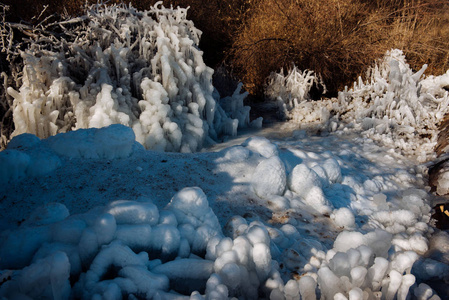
6,2 -> 256,153
0,125 -> 140,187
0,126 -> 442,299
0,134 -> 61,186
1,12 -> 447,298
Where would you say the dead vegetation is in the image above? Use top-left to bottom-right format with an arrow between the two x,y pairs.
0,0 -> 449,148
1,0 -> 448,94
231,0 -> 449,96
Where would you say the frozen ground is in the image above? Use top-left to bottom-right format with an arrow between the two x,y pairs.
1,2 -> 449,299
0,121 -> 448,299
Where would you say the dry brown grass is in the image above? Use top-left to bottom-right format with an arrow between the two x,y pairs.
231,0 -> 449,96
386,1 -> 449,77
1,0 -> 448,96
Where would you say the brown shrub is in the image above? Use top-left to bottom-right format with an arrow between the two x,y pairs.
2,0 -> 448,96
231,0 -> 449,96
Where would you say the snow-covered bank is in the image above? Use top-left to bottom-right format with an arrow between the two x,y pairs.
1,123 -> 448,299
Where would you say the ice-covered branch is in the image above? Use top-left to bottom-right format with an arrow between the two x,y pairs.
3,2 -> 256,152
265,65 -> 326,119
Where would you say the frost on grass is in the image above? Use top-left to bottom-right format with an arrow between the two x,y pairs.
5,2 -> 255,152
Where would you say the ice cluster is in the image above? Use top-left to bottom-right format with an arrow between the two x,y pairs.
0,187 -> 296,299
252,156 -> 287,199
0,124 -> 140,186
0,188 -> 219,298
6,2 -> 257,152
302,189 -> 436,300
337,49 -> 449,161
280,49 -> 449,161
265,66 -> 325,119
250,139 -> 341,215
245,137 -> 442,299
0,129 -> 445,299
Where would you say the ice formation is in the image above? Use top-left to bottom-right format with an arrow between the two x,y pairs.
0,133 -> 61,185
251,156 -> 287,199
242,136 -> 279,159
0,193 -> 424,300
336,49 -> 449,161
0,32 -> 449,300
45,124 -> 139,159
0,187 -> 282,299
0,125 -> 446,299
6,2 -> 256,152
265,66 -> 326,119
0,125 -> 140,186
278,49 -> 449,162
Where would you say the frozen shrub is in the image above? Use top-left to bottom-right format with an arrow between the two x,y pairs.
265,66 -> 325,118
281,49 -> 449,161
5,2 -> 254,152
336,49 -> 449,161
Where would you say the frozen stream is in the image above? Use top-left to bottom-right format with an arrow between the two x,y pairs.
0,121 -> 448,299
